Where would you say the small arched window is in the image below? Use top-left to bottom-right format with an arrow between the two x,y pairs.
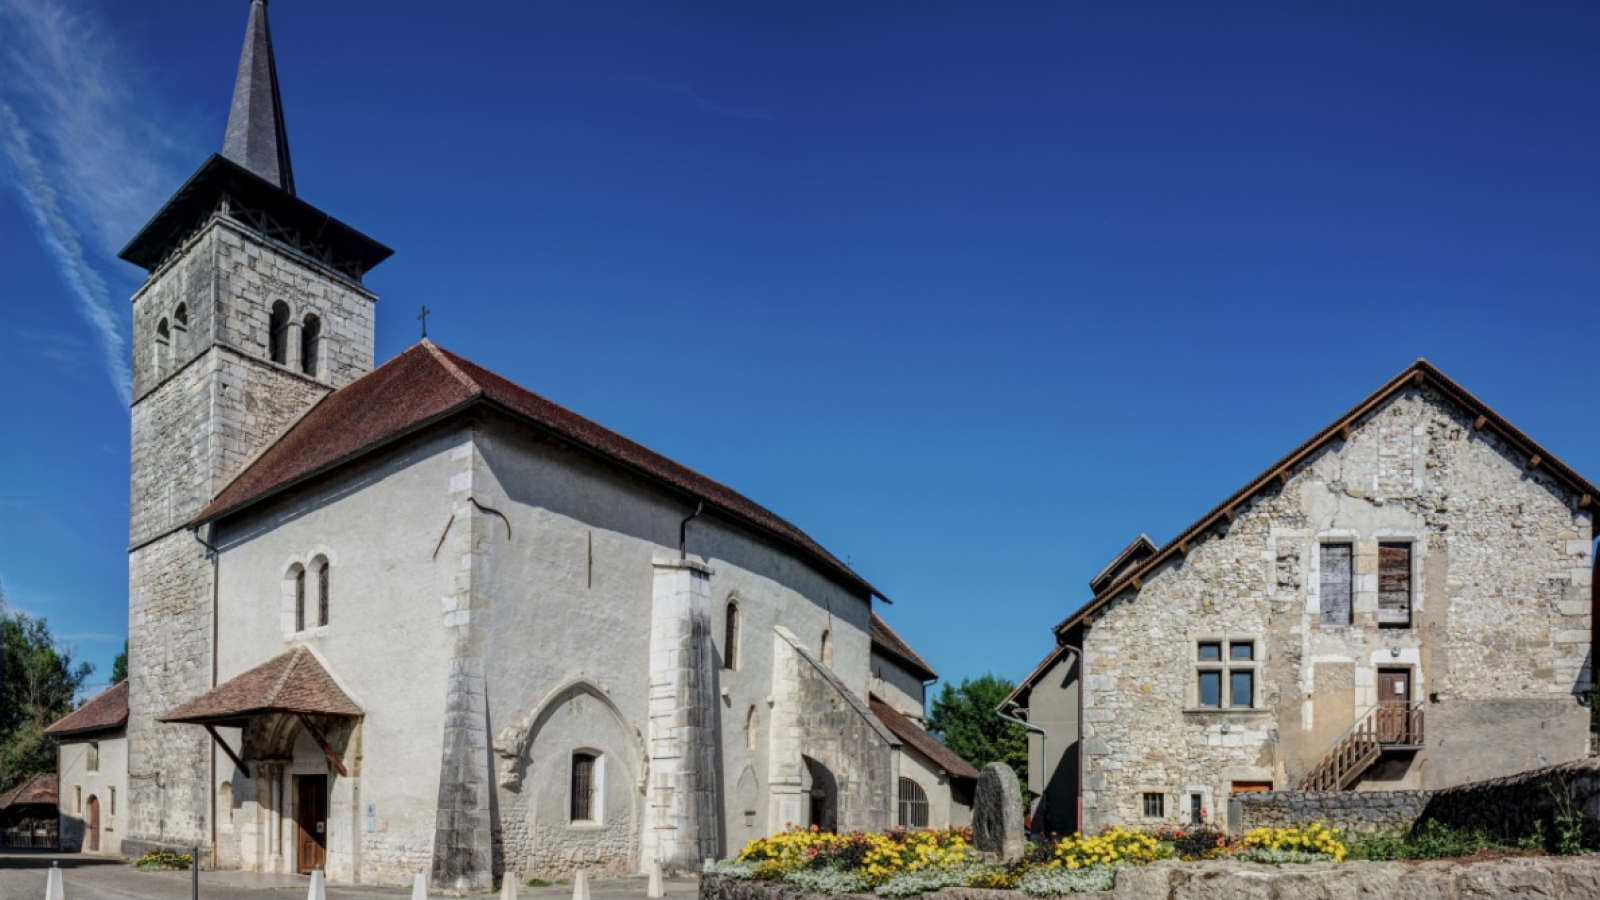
746,705 -> 759,751
292,564 -> 306,631
155,318 -> 171,374
268,301 -> 290,365
172,303 -> 189,355
898,778 -> 929,828
310,555 -> 330,627
724,601 -> 740,671
820,630 -> 833,668
301,314 -> 321,377
571,752 -> 600,823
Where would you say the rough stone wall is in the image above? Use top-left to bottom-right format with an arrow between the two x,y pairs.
1233,789 -> 1431,834
1418,758 -> 1600,845
124,531 -> 213,851
1077,386 -> 1593,829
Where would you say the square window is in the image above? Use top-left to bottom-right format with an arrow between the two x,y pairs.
1230,670 -> 1254,708
1230,642 -> 1254,661
1142,792 -> 1164,818
1198,642 -> 1222,662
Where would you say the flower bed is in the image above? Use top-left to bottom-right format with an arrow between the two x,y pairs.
711,824 -> 1347,897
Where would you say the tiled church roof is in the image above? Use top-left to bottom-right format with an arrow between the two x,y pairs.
870,613 -> 937,681
196,340 -> 881,600
159,646 -> 361,724
45,680 -> 129,737
868,697 -> 980,781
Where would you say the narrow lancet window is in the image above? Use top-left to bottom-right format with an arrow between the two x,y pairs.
268,301 -> 290,364
301,314 -> 321,377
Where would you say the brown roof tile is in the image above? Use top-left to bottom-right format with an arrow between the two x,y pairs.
158,646 -> 361,724
45,681 -> 128,737
196,341 -> 881,600
870,613 -> 937,681
0,773 -> 57,809
1051,359 -> 1600,638
869,697 -> 979,781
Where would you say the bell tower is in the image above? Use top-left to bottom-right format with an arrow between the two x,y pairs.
119,0 -> 391,855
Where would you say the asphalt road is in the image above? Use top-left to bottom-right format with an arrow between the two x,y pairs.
0,851 -> 701,900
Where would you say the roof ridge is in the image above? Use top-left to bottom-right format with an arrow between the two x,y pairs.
265,646 -> 306,707
422,340 -> 483,395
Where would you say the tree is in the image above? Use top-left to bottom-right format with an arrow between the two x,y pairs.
111,639 -> 128,684
0,589 -> 94,790
926,673 -> 1028,788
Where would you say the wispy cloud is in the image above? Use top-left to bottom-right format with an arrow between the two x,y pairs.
0,0 -> 192,407
623,77 -> 777,123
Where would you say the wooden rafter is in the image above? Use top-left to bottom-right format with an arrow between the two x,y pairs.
296,713 -> 348,777
204,725 -> 250,778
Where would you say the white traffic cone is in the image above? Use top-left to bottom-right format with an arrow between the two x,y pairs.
306,868 -> 326,900
572,869 -> 591,900
44,862 -> 64,900
412,871 -> 429,900
647,859 -> 664,899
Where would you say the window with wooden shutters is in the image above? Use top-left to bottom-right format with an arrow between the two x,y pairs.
571,752 -> 597,822
1320,544 -> 1353,626
898,778 -> 929,828
1378,543 -> 1412,626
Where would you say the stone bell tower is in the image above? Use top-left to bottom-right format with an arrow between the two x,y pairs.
118,0 -> 391,855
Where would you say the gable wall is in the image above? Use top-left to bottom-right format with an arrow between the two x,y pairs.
1078,386 -> 1593,829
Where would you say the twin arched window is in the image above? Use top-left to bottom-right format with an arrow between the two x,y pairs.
268,301 -> 291,365
291,555 -> 331,632
301,314 -> 321,377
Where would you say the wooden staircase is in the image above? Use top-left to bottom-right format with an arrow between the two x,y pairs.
1295,702 -> 1425,791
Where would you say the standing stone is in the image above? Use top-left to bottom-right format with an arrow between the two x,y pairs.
972,762 -> 1025,861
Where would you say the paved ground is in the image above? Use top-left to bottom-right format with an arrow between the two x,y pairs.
0,850 -> 701,900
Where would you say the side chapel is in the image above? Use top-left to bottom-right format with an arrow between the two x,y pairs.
115,1 -> 968,888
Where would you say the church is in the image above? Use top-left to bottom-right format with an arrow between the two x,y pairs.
112,1 -> 970,889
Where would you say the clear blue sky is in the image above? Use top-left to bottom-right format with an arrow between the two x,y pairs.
2,0 -> 1598,699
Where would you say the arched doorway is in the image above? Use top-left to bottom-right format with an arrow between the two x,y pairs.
802,757 -> 836,834
85,795 -> 100,852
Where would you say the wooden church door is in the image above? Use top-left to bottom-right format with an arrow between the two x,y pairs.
295,775 -> 327,874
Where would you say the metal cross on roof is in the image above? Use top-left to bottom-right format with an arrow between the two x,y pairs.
419,305 -> 432,339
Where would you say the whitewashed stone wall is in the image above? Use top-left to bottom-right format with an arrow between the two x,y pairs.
57,734 -> 129,855
1076,386 -> 1593,829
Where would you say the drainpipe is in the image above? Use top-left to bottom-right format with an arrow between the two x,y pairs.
997,700 -> 1046,829
679,501 -> 704,560
191,526 -> 221,866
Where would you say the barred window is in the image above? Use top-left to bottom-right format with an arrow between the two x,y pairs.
571,752 -> 598,823
897,778 -> 929,829
1142,792 -> 1164,818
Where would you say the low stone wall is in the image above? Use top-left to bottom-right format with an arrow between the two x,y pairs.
1232,789 -> 1432,833
704,857 -> 1600,900
1419,757 -> 1600,845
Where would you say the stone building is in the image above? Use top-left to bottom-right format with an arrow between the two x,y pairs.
1007,363 -> 1598,835
46,681 -> 129,854
114,2 -> 966,888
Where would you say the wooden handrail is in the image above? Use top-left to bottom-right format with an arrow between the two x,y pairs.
1295,702 -> 1425,791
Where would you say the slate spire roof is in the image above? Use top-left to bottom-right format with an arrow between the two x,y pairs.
222,0 -> 295,194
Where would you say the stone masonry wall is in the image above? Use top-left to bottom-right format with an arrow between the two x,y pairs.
1418,758 -> 1600,845
1078,386 -> 1593,829
1233,790 -> 1431,834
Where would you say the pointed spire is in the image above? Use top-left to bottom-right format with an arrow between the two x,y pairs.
222,0 -> 295,194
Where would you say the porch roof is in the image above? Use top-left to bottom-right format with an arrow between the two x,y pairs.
158,646 -> 362,725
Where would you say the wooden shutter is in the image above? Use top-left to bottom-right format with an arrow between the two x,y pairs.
1320,545 -> 1353,626
1378,544 -> 1412,625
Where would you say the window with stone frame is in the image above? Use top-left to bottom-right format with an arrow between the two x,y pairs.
1142,792 -> 1164,818
268,301 -> 291,365
301,313 -> 321,377
1377,543 -> 1413,627
292,564 -> 307,631
724,600 -> 740,671
1195,638 -> 1258,709
570,752 -> 600,824
310,555 -> 330,627
1319,543 -> 1354,626
87,741 -> 99,773
898,778 -> 929,828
